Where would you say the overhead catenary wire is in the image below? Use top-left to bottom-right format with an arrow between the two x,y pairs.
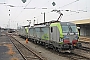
14,0 -> 32,21
58,0 -> 79,9
14,0 -> 80,22
38,1 -> 79,15
24,0 -> 51,19
13,0 -> 88,24
15,0 -> 50,22
63,0 -> 88,18
32,0 -> 80,22
5,0 -> 32,28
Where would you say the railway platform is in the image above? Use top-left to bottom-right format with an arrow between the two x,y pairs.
0,33 -> 24,60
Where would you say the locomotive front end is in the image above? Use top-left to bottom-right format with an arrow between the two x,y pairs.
61,22 -> 82,50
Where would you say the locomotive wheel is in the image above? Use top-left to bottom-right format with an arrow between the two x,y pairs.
76,42 -> 82,48
53,46 -> 56,51
55,47 -> 58,52
58,48 -> 62,52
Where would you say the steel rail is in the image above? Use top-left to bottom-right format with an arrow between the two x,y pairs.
8,35 -> 46,60
9,36 -> 27,60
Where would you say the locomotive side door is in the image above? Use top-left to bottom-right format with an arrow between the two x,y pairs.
50,26 -> 59,42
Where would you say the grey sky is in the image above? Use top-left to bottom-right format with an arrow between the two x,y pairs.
0,0 -> 90,29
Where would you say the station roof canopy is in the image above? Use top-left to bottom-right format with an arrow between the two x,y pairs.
71,19 -> 90,24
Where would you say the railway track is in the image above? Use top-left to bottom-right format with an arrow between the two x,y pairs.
22,36 -> 90,60
33,40 -> 90,60
79,41 -> 90,52
8,34 -> 90,60
62,52 -> 90,60
29,37 -> 90,60
80,41 -> 90,44
48,49 -> 90,60
80,46 -> 90,52
34,41 -> 90,60
8,35 -> 46,60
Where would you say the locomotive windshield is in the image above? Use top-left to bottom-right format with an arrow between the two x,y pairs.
62,25 -> 78,33
70,26 -> 78,32
62,26 -> 69,33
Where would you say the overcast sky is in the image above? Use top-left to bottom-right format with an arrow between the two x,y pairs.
0,0 -> 90,29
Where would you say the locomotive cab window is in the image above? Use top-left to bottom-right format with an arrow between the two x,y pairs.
51,27 -> 53,32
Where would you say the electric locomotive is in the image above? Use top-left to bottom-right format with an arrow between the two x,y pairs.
27,21 -> 82,52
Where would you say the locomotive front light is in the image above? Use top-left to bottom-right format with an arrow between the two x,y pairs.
74,44 -> 76,46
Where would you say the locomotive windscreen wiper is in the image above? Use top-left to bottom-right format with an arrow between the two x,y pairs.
67,25 -> 74,35
69,25 -> 73,33
68,25 -> 76,35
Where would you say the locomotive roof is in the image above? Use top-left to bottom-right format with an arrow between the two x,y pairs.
60,22 -> 76,26
34,20 -> 60,27
33,21 -> 76,28
34,20 -> 60,26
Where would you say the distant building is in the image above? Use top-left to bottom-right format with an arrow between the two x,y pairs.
71,19 -> 90,36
